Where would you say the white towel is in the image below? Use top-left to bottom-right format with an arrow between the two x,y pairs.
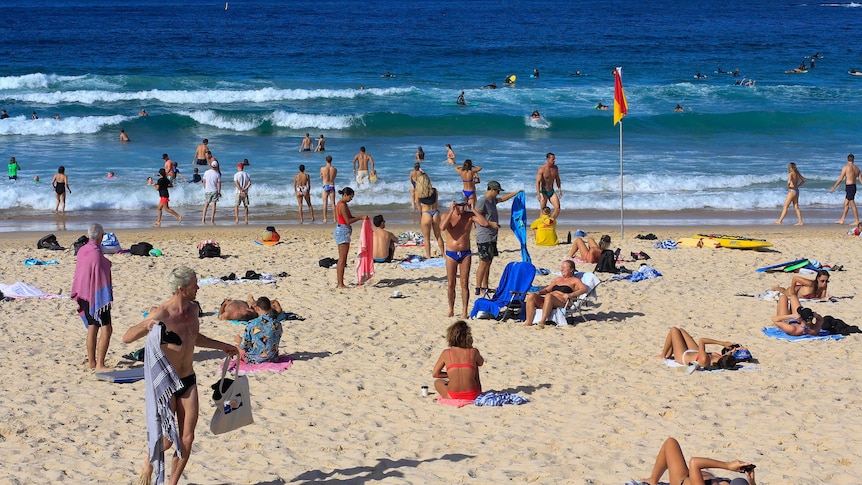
145,325 -> 183,485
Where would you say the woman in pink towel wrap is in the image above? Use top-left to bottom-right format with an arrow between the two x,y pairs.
70,223 -> 113,371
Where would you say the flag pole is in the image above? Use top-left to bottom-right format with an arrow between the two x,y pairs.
619,120 -> 624,239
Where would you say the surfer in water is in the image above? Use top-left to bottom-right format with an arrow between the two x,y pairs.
482,82 -> 497,89
504,75 -> 515,84
456,91 -> 466,106
595,102 -> 609,111
531,110 -> 541,120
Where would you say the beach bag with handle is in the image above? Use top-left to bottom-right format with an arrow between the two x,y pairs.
210,356 -> 253,435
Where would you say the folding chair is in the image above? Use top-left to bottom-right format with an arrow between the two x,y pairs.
564,271 -> 602,322
469,261 -> 536,320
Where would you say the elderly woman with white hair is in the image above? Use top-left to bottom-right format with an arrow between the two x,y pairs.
70,223 -> 114,371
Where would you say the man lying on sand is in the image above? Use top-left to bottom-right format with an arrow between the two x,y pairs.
219,294 -> 285,321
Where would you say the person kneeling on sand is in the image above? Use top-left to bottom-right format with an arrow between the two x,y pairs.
631,437 -> 757,485
523,260 -> 587,327
372,214 -> 398,263
432,320 -> 484,400
233,296 -> 287,364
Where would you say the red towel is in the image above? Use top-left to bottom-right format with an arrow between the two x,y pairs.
356,218 -> 374,286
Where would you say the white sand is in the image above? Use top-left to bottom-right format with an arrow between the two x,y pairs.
0,224 -> 860,484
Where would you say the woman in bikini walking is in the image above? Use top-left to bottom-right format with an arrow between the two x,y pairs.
432,320 -> 484,401
293,164 -> 315,223
774,162 -> 806,225
454,159 -> 482,207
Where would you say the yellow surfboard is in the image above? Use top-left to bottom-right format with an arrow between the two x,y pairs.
694,234 -> 773,249
677,237 -> 720,248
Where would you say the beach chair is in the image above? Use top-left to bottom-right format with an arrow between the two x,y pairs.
563,271 -> 602,323
469,261 -> 536,320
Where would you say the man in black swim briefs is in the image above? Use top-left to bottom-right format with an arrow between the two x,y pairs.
829,153 -> 862,225
123,266 -> 237,485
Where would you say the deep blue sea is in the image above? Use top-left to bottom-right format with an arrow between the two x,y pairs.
2,0 -> 862,230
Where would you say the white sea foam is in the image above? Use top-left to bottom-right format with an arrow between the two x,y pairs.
0,115 -> 130,136
0,73 -> 87,91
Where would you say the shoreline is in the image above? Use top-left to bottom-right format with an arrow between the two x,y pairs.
0,205 -> 852,234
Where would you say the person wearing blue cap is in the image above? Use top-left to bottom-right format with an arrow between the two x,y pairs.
441,193 -> 492,318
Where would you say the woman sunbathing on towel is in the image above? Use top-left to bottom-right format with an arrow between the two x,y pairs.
772,299 -> 824,337
633,437 -> 756,485
568,233 -> 610,263
660,327 -> 742,373
523,260 -> 587,327
432,320 -> 484,400
219,294 -> 283,321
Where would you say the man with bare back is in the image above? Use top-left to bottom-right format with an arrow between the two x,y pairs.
320,155 -> 338,223
829,153 -> 862,225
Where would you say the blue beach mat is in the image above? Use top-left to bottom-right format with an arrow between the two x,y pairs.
24,258 -> 59,266
96,367 -> 144,383
762,327 -> 844,341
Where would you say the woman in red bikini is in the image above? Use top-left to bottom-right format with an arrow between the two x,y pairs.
432,320 -> 484,400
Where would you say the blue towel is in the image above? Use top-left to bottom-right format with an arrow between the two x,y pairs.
761,327 -> 844,341
24,258 -> 59,266
653,239 -> 678,250
400,257 -> 446,269
509,192 -> 531,263
614,264 -> 663,282
474,392 -> 529,406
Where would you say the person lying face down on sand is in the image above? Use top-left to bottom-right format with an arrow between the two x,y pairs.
568,233 -> 610,263
219,294 -> 284,321
432,320 -> 484,401
523,259 -> 587,327
772,302 -> 824,337
660,326 -> 744,372
633,436 -> 757,485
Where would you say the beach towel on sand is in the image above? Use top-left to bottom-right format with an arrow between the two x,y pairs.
438,392 -> 528,407
663,359 -> 759,372
228,354 -> 292,375
762,327 -> 844,341
356,218 -> 374,286
70,240 -> 113,327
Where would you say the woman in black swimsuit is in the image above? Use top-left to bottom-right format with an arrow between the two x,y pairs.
523,260 -> 587,327
633,437 -> 756,485
50,165 -> 71,213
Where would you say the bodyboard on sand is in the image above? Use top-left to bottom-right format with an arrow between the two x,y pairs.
254,239 -> 282,246
784,260 -> 811,272
96,367 -> 144,383
757,258 -> 808,273
694,234 -> 773,249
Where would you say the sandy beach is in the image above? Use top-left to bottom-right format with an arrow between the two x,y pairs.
1,222 -> 860,484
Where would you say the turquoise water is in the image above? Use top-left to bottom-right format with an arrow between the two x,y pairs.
2,0 -> 862,230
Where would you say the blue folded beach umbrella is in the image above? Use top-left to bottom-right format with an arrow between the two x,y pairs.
510,192 -> 531,263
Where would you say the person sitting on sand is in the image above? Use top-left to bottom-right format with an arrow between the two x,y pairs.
633,437 -> 757,485
432,320 -> 484,400
772,302 -> 824,337
219,295 -> 259,321
523,260 -> 587,327
372,215 -> 398,263
660,327 -> 744,373
569,234 -> 610,263
233,296 -> 286,364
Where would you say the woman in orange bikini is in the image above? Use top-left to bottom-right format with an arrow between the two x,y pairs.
432,320 -> 484,400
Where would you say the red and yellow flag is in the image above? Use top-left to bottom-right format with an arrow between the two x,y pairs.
613,67 -> 628,125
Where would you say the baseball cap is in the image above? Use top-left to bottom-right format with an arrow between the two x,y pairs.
237,162 -> 244,169
454,194 -> 467,205
211,160 -> 219,168
487,181 -> 503,191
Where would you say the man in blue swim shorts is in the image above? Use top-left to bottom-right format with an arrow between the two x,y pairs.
441,194 -> 492,318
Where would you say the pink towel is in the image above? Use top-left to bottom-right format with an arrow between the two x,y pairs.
356,218 -> 374,286
70,241 -> 113,327
228,354 -> 293,374
437,397 -> 475,408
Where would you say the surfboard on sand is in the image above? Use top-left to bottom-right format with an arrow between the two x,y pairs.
96,367 -> 144,384
694,234 -> 773,249
756,258 -> 808,273
677,237 -> 720,248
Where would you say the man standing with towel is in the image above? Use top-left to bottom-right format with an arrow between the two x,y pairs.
474,181 -> 523,296
123,266 -> 238,485
71,223 -> 114,371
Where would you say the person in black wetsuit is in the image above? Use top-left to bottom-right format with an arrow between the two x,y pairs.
154,168 -> 182,226
523,260 -> 587,327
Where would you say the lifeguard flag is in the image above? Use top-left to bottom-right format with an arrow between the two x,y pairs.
613,67 -> 628,125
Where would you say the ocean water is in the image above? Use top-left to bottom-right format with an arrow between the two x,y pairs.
2,0 -> 862,230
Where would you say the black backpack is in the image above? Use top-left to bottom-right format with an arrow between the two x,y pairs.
73,235 -> 89,255
37,234 -> 63,250
199,242 -> 221,258
129,242 -> 154,256
594,249 -> 618,274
